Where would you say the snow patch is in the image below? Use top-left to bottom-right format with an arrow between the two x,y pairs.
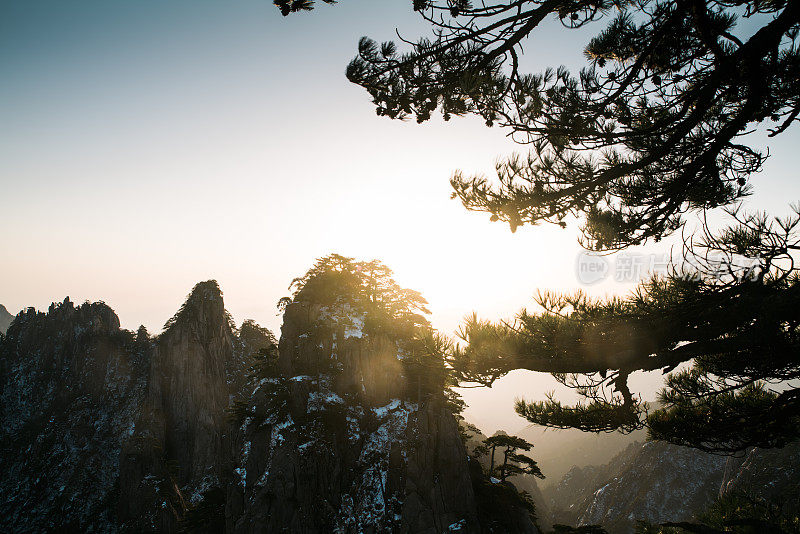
318,303 -> 366,339
449,519 -> 467,531
234,467 -> 246,488
372,398 -> 403,419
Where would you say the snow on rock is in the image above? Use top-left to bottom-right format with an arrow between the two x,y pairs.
336,399 -> 417,532
234,467 -> 247,488
372,398 -> 403,418
270,418 -> 294,447
307,388 -> 345,412
449,519 -> 468,531
225,299 -> 487,533
344,313 -> 365,339
318,302 -> 366,339
0,300 -> 149,532
544,440 -> 729,533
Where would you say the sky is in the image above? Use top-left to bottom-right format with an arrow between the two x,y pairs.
2,0 -> 798,434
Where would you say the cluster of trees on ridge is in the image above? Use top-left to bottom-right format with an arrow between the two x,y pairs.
232,254 -> 466,423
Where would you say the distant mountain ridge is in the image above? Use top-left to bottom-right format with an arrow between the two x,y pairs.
538,439 -> 800,533
0,304 -> 13,334
516,425 -> 645,490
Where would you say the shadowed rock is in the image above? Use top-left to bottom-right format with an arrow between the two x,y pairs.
226,301 -> 484,533
119,281 -> 237,532
0,280 -> 539,533
0,298 -> 150,532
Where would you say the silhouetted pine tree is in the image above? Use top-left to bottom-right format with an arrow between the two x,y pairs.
479,433 -> 543,482
285,1 -> 800,251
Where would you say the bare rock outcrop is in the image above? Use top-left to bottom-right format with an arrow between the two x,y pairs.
719,441 -> 800,504
225,301 -> 482,533
0,277 -> 538,533
544,441 -> 728,532
119,281 -> 238,532
0,299 -> 150,532
543,439 -> 800,533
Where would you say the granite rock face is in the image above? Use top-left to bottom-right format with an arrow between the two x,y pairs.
1,284 -> 507,533
543,439 -> 800,533
118,281 -> 239,532
226,301 -> 482,533
0,298 -> 150,532
545,441 -> 727,532
400,403 -> 481,533
719,441 -> 800,503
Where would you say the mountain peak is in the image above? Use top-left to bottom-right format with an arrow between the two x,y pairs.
0,304 -> 13,334
188,279 -> 222,299
162,280 -> 227,333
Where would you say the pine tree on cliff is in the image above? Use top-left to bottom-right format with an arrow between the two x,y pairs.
452,211 -> 800,453
402,329 -> 457,406
278,1 -> 800,454
480,433 -> 543,483
280,253 -> 429,334
279,254 -> 461,398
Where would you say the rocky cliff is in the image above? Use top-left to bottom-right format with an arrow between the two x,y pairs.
0,298 -> 150,532
118,281 -> 240,532
545,441 -> 728,532
0,284 -> 266,533
0,272 -> 530,533
224,300 -> 483,533
719,441 -> 800,504
541,439 -> 800,533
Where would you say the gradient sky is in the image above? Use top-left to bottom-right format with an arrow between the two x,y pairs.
2,0 -> 798,433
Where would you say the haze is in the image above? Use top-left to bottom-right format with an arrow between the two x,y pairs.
2,0 -> 798,434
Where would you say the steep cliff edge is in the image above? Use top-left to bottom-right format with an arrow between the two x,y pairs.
118,281 -> 240,532
542,439 -> 800,533
218,255 -> 540,533
0,299 -> 150,532
225,299 -> 482,533
0,267 -> 538,533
